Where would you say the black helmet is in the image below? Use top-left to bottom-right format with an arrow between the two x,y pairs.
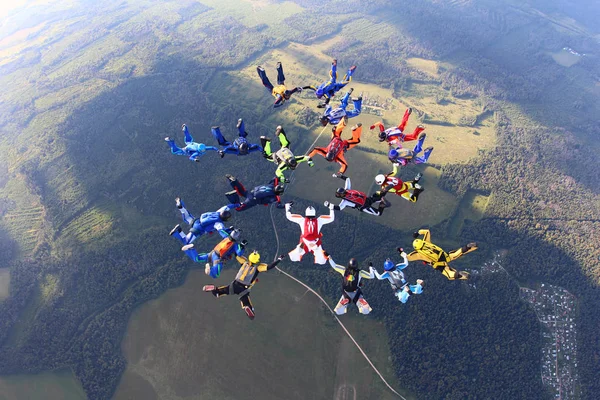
378,131 -> 386,142
288,158 -> 298,169
220,210 -> 232,221
348,258 -> 358,269
320,116 -> 329,126
239,142 -> 249,153
335,187 -> 345,198
274,184 -> 285,194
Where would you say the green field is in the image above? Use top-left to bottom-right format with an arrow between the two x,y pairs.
550,49 -> 582,67
113,269 -> 405,400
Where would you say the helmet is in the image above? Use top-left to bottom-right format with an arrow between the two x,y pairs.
274,184 -> 285,195
384,258 -> 395,271
388,149 -> 399,161
315,87 -> 324,98
375,174 -> 386,185
219,210 -> 232,221
287,158 -> 298,169
239,142 -> 249,153
198,143 -> 206,151
274,94 -> 284,106
229,229 -> 241,241
248,251 -> 260,264
335,187 -> 345,198
413,239 -> 424,250
320,116 -> 329,126
348,258 -> 358,269
378,131 -> 387,142
305,206 -> 316,217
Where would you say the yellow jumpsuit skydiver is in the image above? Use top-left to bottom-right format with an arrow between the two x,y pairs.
407,229 -> 477,280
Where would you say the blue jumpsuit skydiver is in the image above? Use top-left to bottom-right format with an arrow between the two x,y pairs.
211,118 -> 263,158
373,250 -> 424,303
224,174 -> 285,211
182,229 -> 246,278
306,60 -> 357,108
320,88 -> 362,126
169,198 -> 238,247
165,124 -> 218,162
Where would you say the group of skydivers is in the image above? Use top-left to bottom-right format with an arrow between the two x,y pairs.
165,60 -> 478,320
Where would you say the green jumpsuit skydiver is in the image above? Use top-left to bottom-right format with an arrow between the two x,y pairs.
260,126 -> 314,182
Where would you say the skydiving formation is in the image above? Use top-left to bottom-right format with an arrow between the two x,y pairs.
285,202 -> 334,265
408,229 -> 477,280
305,59 -> 357,108
166,56 -> 481,327
319,88 -> 362,126
308,118 -> 362,175
374,249 -> 424,303
165,124 -> 218,162
211,118 -> 262,158
261,126 -> 314,182
257,62 -> 303,108
371,108 -> 425,147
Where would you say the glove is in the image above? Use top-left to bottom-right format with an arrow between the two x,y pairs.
368,262 -> 373,267
240,239 -> 248,247
296,87 -> 303,92
369,125 -> 376,130
324,201 -> 330,208
307,159 -> 314,167
278,254 -> 287,261
286,201 -> 294,207
194,158 -> 200,163
413,232 -> 420,238
396,247 -> 403,253
284,178 -> 291,183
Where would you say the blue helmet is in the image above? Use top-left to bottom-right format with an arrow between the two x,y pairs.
388,148 -> 399,161
384,258 -> 395,271
315,86 -> 325,98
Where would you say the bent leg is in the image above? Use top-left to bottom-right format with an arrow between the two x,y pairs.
237,118 -> 247,138
276,62 -> 285,85
211,126 -> 230,146
404,125 -> 425,142
257,66 -> 274,91
288,243 -> 307,262
413,133 -> 426,154
370,121 -> 385,133
182,124 -> 194,144
312,245 -> 328,265
166,140 -> 185,155
448,243 -> 478,261
336,154 -> 348,174
308,147 -> 327,159
214,284 -> 231,297
340,91 -> 351,110
248,143 -> 262,153
346,98 -> 362,119
406,251 -> 430,262
179,203 -> 195,225
415,147 -> 433,164
398,108 -> 412,131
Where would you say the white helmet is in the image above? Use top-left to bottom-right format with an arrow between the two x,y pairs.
375,174 -> 386,185
305,206 -> 316,217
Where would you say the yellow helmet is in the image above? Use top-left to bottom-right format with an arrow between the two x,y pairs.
413,239 -> 425,250
248,251 -> 260,264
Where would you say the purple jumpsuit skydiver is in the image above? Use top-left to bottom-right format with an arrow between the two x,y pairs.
320,89 -> 362,126
224,174 -> 285,211
211,118 -> 263,158
307,60 -> 357,107
165,124 -> 218,162
388,133 -> 433,166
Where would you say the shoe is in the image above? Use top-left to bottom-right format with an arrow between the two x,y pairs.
459,271 -> 470,280
260,135 -> 270,141
276,62 -> 282,68
219,150 -> 225,158
348,87 -> 354,94
204,263 -> 211,275
357,298 -> 369,307
225,174 -> 236,182
275,125 -> 282,134
203,285 -> 216,292
332,59 -> 337,66
237,118 -> 243,129
211,125 -> 219,130
349,65 -> 357,72
416,279 -> 424,286
353,97 -> 362,102
317,103 -> 326,109
414,183 -> 422,190
414,172 -> 423,182
417,124 -> 424,129
175,197 -> 183,209
418,132 -> 426,141
466,242 -> 477,250
340,298 -> 350,306
351,123 -> 362,130
407,107 -> 413,115
244,306 -> 255,320
164,137 -> 172,142
169,224 -> 182,236
181,244 -> 194,251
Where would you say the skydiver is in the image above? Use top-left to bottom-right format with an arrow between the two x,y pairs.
181,228 -> 246,278
211,118 -> 263,158
408,229 -> 478,280
308,118 -> 362,175
165,124 -> 219,162
329,256 -> 375,315
260,125 -> 314,182
305,59 -> 357,108
373,249 -> 424,303
319,88 -> 362,126
169,197 -> 238,246
257,62 -> 303,108
224,174 -> 285,211
370,108 -> 425,146
203,252 -> 286,320
387,133 -> 433,166
285,201 -> 334,265
324,174 -> 390,216
374,164 -> 424,203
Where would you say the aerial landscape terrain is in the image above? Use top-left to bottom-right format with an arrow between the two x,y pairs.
0,0 -> 599,399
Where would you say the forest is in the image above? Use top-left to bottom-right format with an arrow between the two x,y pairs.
0,0 -> 599,399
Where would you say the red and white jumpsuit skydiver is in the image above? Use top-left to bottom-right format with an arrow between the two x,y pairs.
324,175 -> 390,216
329,257 -> 375,315
308,118 -> 362,175
374,164 -> 424,203
370,107 -> 425,147
285,202 -> 335,265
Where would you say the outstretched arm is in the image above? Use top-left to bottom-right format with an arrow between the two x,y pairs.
417,229 -> 431,242
285,203 -> 304,224
329,258 -> 345,275
360,266 -> 375,279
